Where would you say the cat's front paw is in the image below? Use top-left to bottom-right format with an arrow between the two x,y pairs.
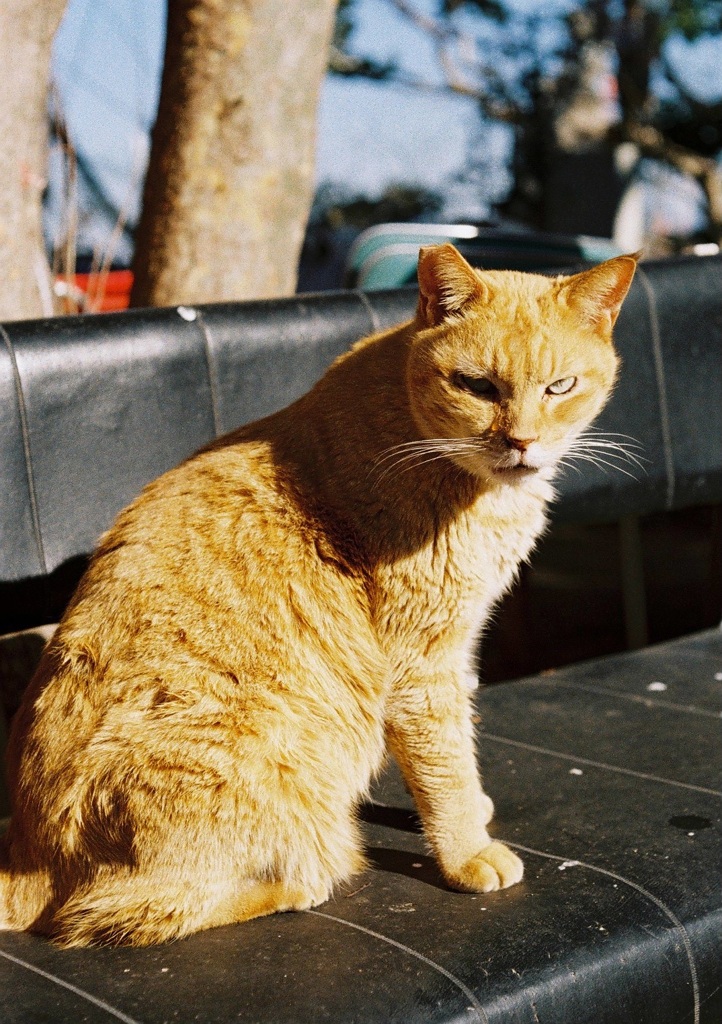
449,842 -> 524,893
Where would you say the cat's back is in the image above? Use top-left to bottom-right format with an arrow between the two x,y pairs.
6,428 -> 390,839
10,426 -> 382,770
5,424 -> 389,878
100,431 -> 301,585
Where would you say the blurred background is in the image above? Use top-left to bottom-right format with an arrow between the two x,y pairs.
42,0 -> 722,303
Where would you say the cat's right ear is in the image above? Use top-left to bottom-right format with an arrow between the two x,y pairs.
560,252 -> 641,330
416,243 -> 488,328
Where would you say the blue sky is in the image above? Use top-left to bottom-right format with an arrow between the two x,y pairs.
49,0 -> 722,263
50,0 -> 488,239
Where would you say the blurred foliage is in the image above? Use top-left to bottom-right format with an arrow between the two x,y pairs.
445,0 -> 722,39
310,181 -> 443,230
329,0 -> 722,242
442,0 -> 507,20
329,0 -> 396,78
666,0 -> 722,39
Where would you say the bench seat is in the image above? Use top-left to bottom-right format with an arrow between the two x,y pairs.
2,629 -> 720,1023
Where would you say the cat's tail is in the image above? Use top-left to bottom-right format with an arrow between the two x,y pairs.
0,865 -> 9,930
0,864 -> 53,933
46,869 -> 318,948
0,834 -> 14,930
1,824 -> 55,931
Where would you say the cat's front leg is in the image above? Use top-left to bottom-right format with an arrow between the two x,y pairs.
385,671 -> 523,893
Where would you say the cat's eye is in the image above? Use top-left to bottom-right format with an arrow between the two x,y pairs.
454,373 -> 499,399
546,376 -> 577,395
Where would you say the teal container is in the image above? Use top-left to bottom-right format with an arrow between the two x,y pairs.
346,223 -> 622,290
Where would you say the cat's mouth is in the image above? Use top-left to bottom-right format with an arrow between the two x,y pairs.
493,463 -> 540,478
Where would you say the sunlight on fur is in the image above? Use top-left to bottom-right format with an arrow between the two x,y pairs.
0,243 -> 638,946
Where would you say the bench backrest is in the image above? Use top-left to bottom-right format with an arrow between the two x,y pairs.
1,256 -> 720,634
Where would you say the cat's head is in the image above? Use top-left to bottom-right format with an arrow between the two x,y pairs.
405,243 -> 639,486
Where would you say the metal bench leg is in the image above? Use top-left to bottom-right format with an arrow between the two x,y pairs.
619,514 -> 648,650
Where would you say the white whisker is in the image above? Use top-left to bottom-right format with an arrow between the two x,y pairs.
583,428 -> 646,444
568,443 -> 648,470
562,429 -> 648,480
570,438 -> 647,456
371,437 -> 485,483
563,452 -> 641,480
396,451 -> 471,476
556,459 -> 583,476
573,438 -> 646,453
374,442 -> 471,469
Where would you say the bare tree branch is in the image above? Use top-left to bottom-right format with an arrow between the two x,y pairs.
381,0 -> 522,121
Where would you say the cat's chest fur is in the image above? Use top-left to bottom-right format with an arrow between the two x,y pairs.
371,481 -> 550,671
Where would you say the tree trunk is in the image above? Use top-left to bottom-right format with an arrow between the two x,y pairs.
0,0 -> 67,322
131,0 -> 338,308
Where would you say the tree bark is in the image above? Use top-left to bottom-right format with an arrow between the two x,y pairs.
0,0 -> 67,322
131,0 -> 338,308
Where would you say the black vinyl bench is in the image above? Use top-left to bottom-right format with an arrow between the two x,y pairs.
1,255 -> 721,1023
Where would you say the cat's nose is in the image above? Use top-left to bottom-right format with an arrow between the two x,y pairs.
505,435 -> 537,452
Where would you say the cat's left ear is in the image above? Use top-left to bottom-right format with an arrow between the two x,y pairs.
416,243 -> 488,327
561,252 -> 641,331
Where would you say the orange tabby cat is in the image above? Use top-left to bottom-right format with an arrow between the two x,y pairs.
0,244 -> 637,947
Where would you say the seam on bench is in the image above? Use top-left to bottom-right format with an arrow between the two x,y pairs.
546,681 -> 722,719
0,324 -> 48,575
507,842 -> 700,1024
355,290 -> 382,334
636,267 -> 675,509
194,310 -> 222,438
0,947 -> 141,1024
306,908 -> 489,1023
477,732 -> 722,796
